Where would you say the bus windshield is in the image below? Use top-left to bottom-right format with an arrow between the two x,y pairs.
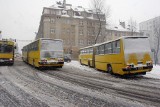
124,37 -> 151,54
41,40 -> 63,59
0,44 -> 13,53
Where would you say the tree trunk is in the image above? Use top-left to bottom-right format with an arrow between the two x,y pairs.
95,12 -> 102,44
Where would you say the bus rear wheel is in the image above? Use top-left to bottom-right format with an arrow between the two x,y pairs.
80,60 -> 82,65
107,65 -> 113,74
88,61 -> 91,67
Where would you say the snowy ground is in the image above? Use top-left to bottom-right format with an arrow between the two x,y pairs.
0,60 -> 160,107
145,65 -> 160,79
65,61 -> 160,79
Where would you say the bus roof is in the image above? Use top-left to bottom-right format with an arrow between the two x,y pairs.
80,45 -> 94,50
22,38 -> 63,49
80,36 -> 148,49
94,36 -> 148,46
37,38 -> 63,41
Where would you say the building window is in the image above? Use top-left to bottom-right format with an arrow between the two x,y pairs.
43,8 -> 50,14
51,18 -> 55,23
51,10 -> 56,14
56,10 -> 61,15
50,29 -> 55,34
88,40 -> 91,45
92,22 -> 95,26
98,31 -> 102,36
88,30 -> 90,36
79,21 -> 83,26
79,40 -> 84,45
67,29 -> 70,34
79,29 -> 83,35
115,33 -> 117,36
92,30 -> 95,36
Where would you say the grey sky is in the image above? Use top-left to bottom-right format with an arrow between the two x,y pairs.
0,0 -> 160,40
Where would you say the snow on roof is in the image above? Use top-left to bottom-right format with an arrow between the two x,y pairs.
61,14 -> 70,17
73,16 -> 84,19
106,24 -> 130,32
49,4 -> 64,10
85,8 -> 93,13
45,2 -> 105,20
65,5 -> 72,10
47,2 -> 100,14
87,16 -> 94,20
72,6 -> 85,12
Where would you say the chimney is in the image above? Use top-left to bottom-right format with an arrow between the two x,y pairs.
63,0 -> 66,9
120,21 -> 125,28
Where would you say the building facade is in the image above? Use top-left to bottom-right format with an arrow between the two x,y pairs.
36,1 -> 106,59
105,22 -> 141,41
139,16 -> 160,49
139,16 -> 160,63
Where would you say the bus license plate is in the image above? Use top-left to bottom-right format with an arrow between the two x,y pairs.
0,60 -> 4,62
138,67 -> 143,70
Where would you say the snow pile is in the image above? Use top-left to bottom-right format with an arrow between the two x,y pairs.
65,61 -> 100,74
145,65 -> 160,79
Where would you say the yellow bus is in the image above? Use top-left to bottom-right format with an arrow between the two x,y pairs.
79,36 -> 153,75
79,46 -> 94,67
0,40 -> 15,65
22,38 -> 64,68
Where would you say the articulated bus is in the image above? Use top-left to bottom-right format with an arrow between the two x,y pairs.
0,40 -> 15,65
79,46 -> 94,67
22,38 -> 64,68
79,36 -> 153,75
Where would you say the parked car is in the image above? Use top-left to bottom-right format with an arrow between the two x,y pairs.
64,54 -> 71,62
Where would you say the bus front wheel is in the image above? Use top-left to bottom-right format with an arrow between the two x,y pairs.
107,65 -> 113,74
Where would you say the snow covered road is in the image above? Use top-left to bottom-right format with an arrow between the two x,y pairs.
0,60 -> 160,107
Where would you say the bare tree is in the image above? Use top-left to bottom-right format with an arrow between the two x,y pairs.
91,0 -> 110,44
153,19 -> 160,65
128,18 -> 137,36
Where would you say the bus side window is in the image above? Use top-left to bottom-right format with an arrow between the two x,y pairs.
90,48 -> 93,54
112,42 -> 116,53
116,40 -> 120,53
105,43 -> 108,54
101,45 -> 105,54
96,47 -> 99,55
113,40 -> 120,54
108,43 -> 112,54
87,48 -> 89,54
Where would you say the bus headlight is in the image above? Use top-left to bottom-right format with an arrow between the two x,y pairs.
58,58 -> 63,62
9,58 -> 13,61
39,59 -> 47,64
126,64 -> 134,68
146,61 -> 152,66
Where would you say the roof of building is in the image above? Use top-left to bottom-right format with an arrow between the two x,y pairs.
106,24 -> 130,32
47,2 -> 103,14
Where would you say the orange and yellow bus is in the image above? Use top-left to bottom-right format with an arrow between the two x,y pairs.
22,38 -> 64,68
0,40 -> 15,65
79,36 -> 153,75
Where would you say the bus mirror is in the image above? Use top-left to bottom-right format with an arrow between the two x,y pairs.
14,46 -> 16,49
